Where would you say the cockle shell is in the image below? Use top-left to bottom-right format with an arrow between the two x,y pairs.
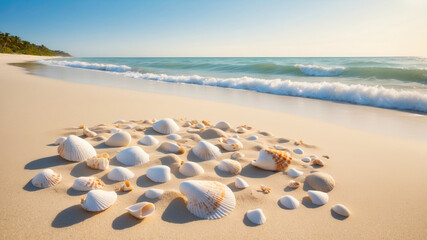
308,190 -> 329,206
54,137 -> 66,145
83,127 -> 97,137
287,180 -> 300,189
105,132 -> 131,147
251,148 -> 292,171
72,177 -> 104,191
231,152 -> 245,160
107,167 -> 135,181
145,189 -> 164,199
192,141 -> 221,161
146,165 -> 171,183
305,172 -> 335,192
116,146 -> 149,166
246,209 -> 266,225
110,128 -> 121,133
219,138 -> 243,152
81,190 -> 117,212
217,159 -> 242,175
58,135 -> 97,162
235,177 -> 249,189
120,181 -> 133,192
301,157 -> 311,163
126,202 -> 155,219
152,118 -> 180,134
196,123 -> 205,129
86,153 -> 110,170
167,134 -> 182,140
214,121 -> 231,131
236,127 -> 246,133
179,162 -> 205,177
293,148 -> 304,154
279,195 -> 300,209
248,135 -> 259,140
138,135 -> 159,146
312,158 -> 325,167
287,168 -> 304,178
161,142 -> 185,154
180,180 -> 236,219
332,204 -> 351,217
31,169 -> 62,188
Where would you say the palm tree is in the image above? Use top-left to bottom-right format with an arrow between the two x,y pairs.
0,32 -> 10,53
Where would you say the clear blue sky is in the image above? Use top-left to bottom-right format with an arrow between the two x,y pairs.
1,0 -> 426,57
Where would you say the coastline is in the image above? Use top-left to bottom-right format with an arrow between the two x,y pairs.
0,54 -> 426,239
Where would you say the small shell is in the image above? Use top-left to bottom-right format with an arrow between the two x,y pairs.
145,189 -> 164,199
251,148 -> 292,171
179,162 -> 205,177
196,123 -> 205,129
31,169 -> 62,188
246,209 -> 266,225
248,135 -> 259,140
287,180 -> 300,189
219,137 -> 243,152
308,190 -> 329,206
260,184 -> 271,193
232,134 -> 239,138
54,137 -> 66,145
214,121 -> 231,131
146,165 -> 171,183
332,204 -> 351,217
83,127 -> 97,137
287,168 -> 303,178
58,135 -> 97,162
192,141 -> 221,161
274,144 -> 287,150
105,132 -> 131,147
312,158 -> 325,167
217,159 -> 242,175
305,172 -> 335,192
72,177 -> 104,191
301,157 -> 311,163
236,127 -> 246,133
167,134 -> 182,140
279,195 -> 300,209
183,121 -> 192,127
152,118 -> 180,134
138,135 -> 159,146
310,154 -> 318,159
86,153 -> 110,170
235,177 -> 249,189
110,128 -> 121,134
81,190 -> 117,212
126,202 -> 155,219
114,120 -> 127,124
116,146 -> 149,166
120,181 -> 134,192
107,167 -> 135,181
293,148 -> 304,154
161,142 -> 185,154
231,152 -> 245,160
123,124 -> 133,129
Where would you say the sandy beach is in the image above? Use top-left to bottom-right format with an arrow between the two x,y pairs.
0,54 -> 426,239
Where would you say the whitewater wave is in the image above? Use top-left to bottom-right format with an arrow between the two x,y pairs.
38,60 -> 132,72
295,64 -> 346,76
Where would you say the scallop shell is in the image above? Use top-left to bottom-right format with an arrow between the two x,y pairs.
31,169 -> 62,188
81,190 -> 117,212
287,168 -> 303,178
145,189 -> 164,199
236,127 -> 246,133
83,127 -> 97,137
107,167 -> 135,181
120,181 -> 134,192
279,195 -> 300,209
179,162 -> 205,177
152,118 -> 180,134
110,128 -> 121,133
248,135 -> 259,140
86,153 -> 110,170
246,209 -> 266,225
179,180 -> 236,219
287,180 -> 300,189
332,204 -> 351,217
146,165 -> 171,183
235,177 -> 249,189
105,132 -> 131,147
167,134 -> 182,140
72,177 -> 104,191
274,144 -> 287,150
231,152 -> 245,160
183,121 -> 192,127
58,135 -> 97,162
312,158 -> 325,167
116,146 -> 149,166
214,121 -> 231,131
219,137 -> 243,152
54,137 -> 66,145
308,190 -> 329,206
192,141 -> 221,161
138,135 -> 159,146
217,159 -> 242,175
293,148 -> 304,154
251,148 -> 292,171
126,202 -> 155,219
301,157 -> 311,163
161,142 -> 185,154
305,172 -> 335,192
196,123 -> 205,129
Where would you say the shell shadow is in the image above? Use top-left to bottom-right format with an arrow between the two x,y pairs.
214,166 -> 234,178
112,213 -> 142,230
302,181 -> 314,191
66,187 -> 85,196
51,205 -> 97,228
277,199 -> 297,210
100,173 -> 119,185
277,138 -> 290,143
311,164 -> 323,169
161,197 -> 200,224
136,174 -> 162,188
22,180 -> 41,192
243,214 -> 258,227
136,194 -> 160,204
143,127 -> 162,136
186,150 -> 204,163
330,209 -> 348,221
284,186 -> 298,192
227,182 -> 244,192
46,143 -> 57,146
24,155 -> 71,170
94,142 -> 112,149
70,162 -> 100,177
109,156 -> 124,167
239,164 -> 276,179
301,196 -> 320,209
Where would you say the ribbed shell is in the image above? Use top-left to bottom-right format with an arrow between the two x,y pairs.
279,195 -> 300,209
58,135 -> 97,162
235,177 -> 249,189
308,190 -> 329,206
179,180 -> 236,219
167,134 -> 182,140
107,167 -> 135,181
332,204 -> 351,217
145,189 -> 164,199
214,121 -> 231,131
161,142 -> 185,154
81,190 -> 117,212
105,132 -> 131,147
192,141 -> 221,161
116,146 -> 149,166
251,148 -> 292,171
246,209 -> 266,225
86,154 -> 110,170
54,137 -> 66,145
217,159 -> 242,175
138,135 -> 159,146
287,168 -> 304,178
219,138 -> 243,152
179,162 -> 205,177
72,177 -> 104,191
126,202 -> 156,219
146,165 -> 171,183
152,118 -> 180,134
305,172 -> 335,192
31,169 -> 62,188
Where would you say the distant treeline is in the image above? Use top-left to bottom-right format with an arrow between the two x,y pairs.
0,31 -> 71,57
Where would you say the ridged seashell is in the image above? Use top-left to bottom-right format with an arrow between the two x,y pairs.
179,180 -> 236,219
138,135 -> 159,146
308,190 -> 329,206
312,158 -> 325,167
235,177 -> 249,189
114,120 -> 126,124
105,132 -> 131,147
179,162 -> 205,177
120,181 -> 133,192
161,142 -> 185,154
72,177 -> 104,191
167,134 -> 182,140
126,202 -> 155,219
152,118 -> 180,134
236,127 -> 246,133
58,135 -> 97,162
246,209 -> 266,225
146,165 -> 171,183
86,153 -> 110,170
199,128 -> 228,139
192,141 -> 221,161
110,128 -> 121,133
287,168 -> 303,178
231,152 -> 245,160
145,189 -> 164,199
81,190 -> 117,212
54,137 -> 66,145
219,137 -> 243,152
287,180 -> 300,189
274,144 -> 287,150
248,135 -> 258,140
83,127 -> 97,137
305,172 -> 335,192
196,123 -> 205,129
293,148 -> 304,154
107,167 -> 135,181
183,121 -> 192,127
301,157 -> 311,163
31,169 -> 62,188
251,148 -> 292,171
214,121 -> 231,131
218,159 -> 242,175
116,146 -> 149,166
332,204 -> 351,217
279,195 -> 300,209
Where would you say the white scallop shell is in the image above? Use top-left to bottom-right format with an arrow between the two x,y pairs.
248,135 -> 259,140
274,144 -> 287,150
152,118 -> 180,134
308,190 -> 329,206
31,169 -> 62,188
83,127 -> 97,137
58,135 -> 97,162
81,190 -> 117,212
246,209 -> 266,225
236,127 -> 246,133
183,121 -> 192,127
192,141 -> 221,161
305,172 -> 335,192
218,159 -> 242,175
161,142 -> 185,154
219,138 -> 243,152
214,121 -> 231,131
179,162 -> 205,177
107,167 -> 135,181
145,189 -> 164,199
287,168 -> 304,178
279,195 -> 300,209
86,153 -> 110,170
301,157 -> 311,163
332,204 -> 351,217
179,180 -> 236,219
54,137 -> 66,145
167,134 -> 182,140
138,135 -> 159,146
110,128 -> 121,133
251,148 -> 292,171
116,146 -> 149,166
126,202 -> 155,219
231,152 -> 245,160
293,148 -> 304,154
72,177 -> 104,191
235,177 -> 249,189
146,165 -> 171,183
196,123 -> 205,129
105,132 -> 131,147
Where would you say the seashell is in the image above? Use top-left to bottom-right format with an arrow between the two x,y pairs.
287,168 -> 304,178
179,162 -> 205,177
152,118 -> 180,134
107,167 -> 135,181
120,181 -> 133,192
235,177 -> 249,189
31,169 -> 62,188
161,142 -> 185,154
240,124 -> 252,130
246,209 -> 266,225
81,190 -> 117,212
183,121 -> 192,127
231,152 -> 245,160
138,135 -> 159,146
199,128 -> 228,139
114,120 -> 126,124
274,144 -> 287,150
217,159 -> 242,175
72,177 -> 104,191
301,157 -> 311,163
293,148 -> 304,154
248,135 -> 259,140
167,134 -> 182,140
287,180 -> 301,189
54,137 -> 66,145
192,141 -> 221,161
179,180 -> 236,219
279,195 -> 300,209
126,202 -> 155,220
308,190 -> 329,206
219,138 -> 243,152
86,153 -> 110,170
196,123 -> 205,129
236,127 -> 246,133
332,204 -> 351,217
310,154 -> 318,159
110,128 -> 121,133
58,135 -> 97,162
105,132 -> 131,147
214,121 -> 231,131
251,148 -> 292,171
305,172 -> 335,192
146,165 -> 171,183
201,120 -> 211,126
143,119 -> 153,124
116,146 -> 149,166
145,189 -> 164,199
78,124 -> 86,129
312,158 -> 325,167
123,124 -> 132,129
83,127 -> 97,137
260,184 -> 271,193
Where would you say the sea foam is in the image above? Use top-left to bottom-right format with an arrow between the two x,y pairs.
38,60 -> 131,72
295,64 -> 346,76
